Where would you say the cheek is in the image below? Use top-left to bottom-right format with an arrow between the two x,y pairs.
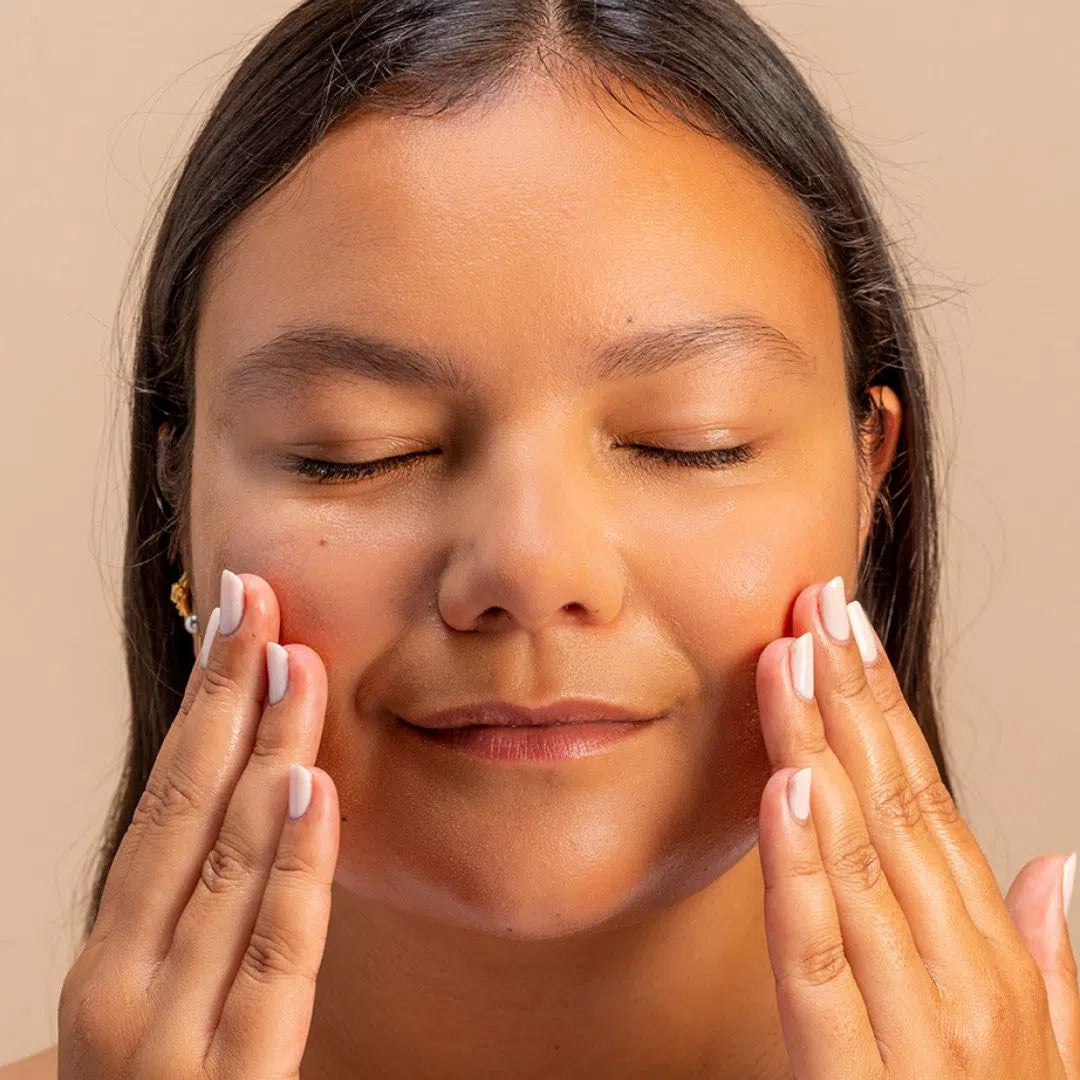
630,477 -> 859,674
212,506 -> 434,661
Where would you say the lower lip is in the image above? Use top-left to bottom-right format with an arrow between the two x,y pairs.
397,718 -> 656,762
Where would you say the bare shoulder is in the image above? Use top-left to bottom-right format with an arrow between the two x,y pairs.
0,1045 -> 57,1079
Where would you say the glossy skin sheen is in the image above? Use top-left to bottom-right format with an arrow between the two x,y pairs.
39,68 -> 1077,1080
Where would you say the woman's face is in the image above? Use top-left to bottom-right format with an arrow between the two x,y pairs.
189,74 -> 889,939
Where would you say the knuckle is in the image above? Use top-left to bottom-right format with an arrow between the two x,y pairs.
942,983 -> 1015,1069
823,828 -> 884,894
831,661 -> 869,703
913,776 -> 963,829
59,971 -> 125,1068
793,727 -> 831,759
787,931 -> 850,989
58,971 -> 90,1032
996,943 -> 1054,1020
200,827 -> 262,896
868,671 -> 908,719
133,759 -> 205,831
784,849 -> 825,882
199,662 -> 245,704
240,925 -> 314,986
273,847 -> 322,882
250,721 -> 289,761
868,770 -> 924,832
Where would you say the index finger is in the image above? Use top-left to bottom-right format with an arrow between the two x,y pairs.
91,571 -> 280,958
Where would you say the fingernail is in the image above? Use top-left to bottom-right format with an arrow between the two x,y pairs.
198,606 -> 221,669
288,763 -> 313,820
219,569 -> 245,636
788,768 -> 812,824
790,632 -> 814,702
820,576 -> 850,643
267,642 -> 290,705
847,601 -> 878,665
1064,852 -> 1076,918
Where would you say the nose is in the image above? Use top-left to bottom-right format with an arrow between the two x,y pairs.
436,429 -> 627,634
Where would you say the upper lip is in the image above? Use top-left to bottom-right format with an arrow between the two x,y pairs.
399,699 -> 663,730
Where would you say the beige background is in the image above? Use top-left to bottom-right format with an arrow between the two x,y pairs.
2,0 -> 1077,1066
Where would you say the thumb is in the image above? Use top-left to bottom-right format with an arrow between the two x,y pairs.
1005,852 -> 1079,1077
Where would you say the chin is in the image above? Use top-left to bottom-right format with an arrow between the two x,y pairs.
332,820 -> 759,942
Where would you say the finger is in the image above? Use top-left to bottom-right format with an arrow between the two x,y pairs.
206,765 -> 340,1078
758,764 -> 885,1078
154,642 -> 329,1039
757,635 -> 938,1060
848,600 -> 1030,954
90,629 -> 210,946
791,577 -> 991,988
1005,854 -> 1080,1079
93,571 -> 281,961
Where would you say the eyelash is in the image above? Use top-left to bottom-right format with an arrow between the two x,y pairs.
286,443 -> 757,484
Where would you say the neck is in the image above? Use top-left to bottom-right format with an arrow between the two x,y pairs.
300,844 -> 793,1079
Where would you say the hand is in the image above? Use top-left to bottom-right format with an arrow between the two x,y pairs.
59,571 -> 340,1079
755,577 -> 1079,1078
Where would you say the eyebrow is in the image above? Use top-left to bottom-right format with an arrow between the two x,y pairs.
215,313 -> 815,407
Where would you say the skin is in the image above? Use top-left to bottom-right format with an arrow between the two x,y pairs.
188,69 -> 886,1076
33,66 -> 1078,1080
192,71 -> 876,1075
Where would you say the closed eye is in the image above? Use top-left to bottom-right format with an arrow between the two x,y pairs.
623,443 -> 757,470
284,442 -> 758,484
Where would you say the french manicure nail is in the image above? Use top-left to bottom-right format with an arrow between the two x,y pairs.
219,569 -> 245,636
267,642 -> 289,705
820,576 -> 850,643
788,767 -> 812,824
790,632 -> 814,702
288,763 -> 313,820
1064,852 -> 1076,919
847,600 -> 877,665
198,607 -> 221,669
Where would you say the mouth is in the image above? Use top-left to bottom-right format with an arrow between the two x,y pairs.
394,715 -> 661,762
397,698 -> 662,730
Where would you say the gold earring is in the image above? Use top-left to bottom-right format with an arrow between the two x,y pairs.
170,569 -> 199,635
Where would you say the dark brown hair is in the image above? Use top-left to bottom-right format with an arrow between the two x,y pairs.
82,0 -> 954,943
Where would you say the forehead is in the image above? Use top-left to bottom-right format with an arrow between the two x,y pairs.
196,73 -> 843,393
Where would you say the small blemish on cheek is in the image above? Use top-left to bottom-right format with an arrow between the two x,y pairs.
319,537 -> 328,546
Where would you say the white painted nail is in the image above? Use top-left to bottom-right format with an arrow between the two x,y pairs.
790,632 -> 814,702
820,576 -> 850,642
1064,852 -> 1076,919
288,764 -> 313,820
219,569 -> 245,636
267,642 -> 289,706
788,768 -> 812,824
198,607 -> 221,670
847,600 -> 878,665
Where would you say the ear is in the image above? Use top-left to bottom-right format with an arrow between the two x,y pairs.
156,421 -> 201,662
857,385 -> 902,560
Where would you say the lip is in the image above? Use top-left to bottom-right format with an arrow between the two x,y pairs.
399,698 -> 661,730
395,716 -> 661,762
